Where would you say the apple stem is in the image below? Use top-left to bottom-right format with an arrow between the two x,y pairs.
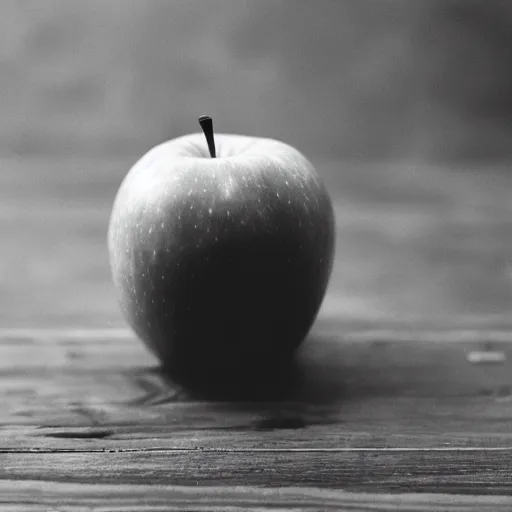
198,115 -> 217,158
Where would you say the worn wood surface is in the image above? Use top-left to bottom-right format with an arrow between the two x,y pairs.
2,328 -> 512,508
2,158 -> 512,508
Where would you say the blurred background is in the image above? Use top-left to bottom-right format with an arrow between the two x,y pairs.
1,0 -> 512,330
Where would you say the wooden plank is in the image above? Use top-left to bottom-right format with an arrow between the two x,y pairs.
3,481 -> 512,512
1,330 -> 511,449
1,328 -> 512,506
2,327 -> 511,392
1,396 -> 512,451
2,386 -> 512,451
2,449 -> 512,495
1,327 -> 511,505
0,335 -> 512,426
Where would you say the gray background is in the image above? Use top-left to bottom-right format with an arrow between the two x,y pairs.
4,0 -> 512,161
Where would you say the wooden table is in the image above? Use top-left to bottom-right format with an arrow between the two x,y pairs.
2,158 -> 512,509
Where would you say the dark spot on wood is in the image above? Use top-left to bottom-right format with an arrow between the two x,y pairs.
66,350 -> 83,360
13,410 -> 34,417
371,340 -> 389,350
41,430 -> 113,439
495,386 -> 512,400
478,386 -> 512,400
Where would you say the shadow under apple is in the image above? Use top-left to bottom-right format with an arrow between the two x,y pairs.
153,330 -> 355,404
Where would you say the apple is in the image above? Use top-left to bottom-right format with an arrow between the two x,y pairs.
108,116 -> 335,391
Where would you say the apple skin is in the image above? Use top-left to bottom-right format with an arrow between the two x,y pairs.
108,133 -> 335,389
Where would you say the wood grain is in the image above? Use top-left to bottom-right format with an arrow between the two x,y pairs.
5,481 -> 512,512
2,328 -> 512,507
2,449 -> 512,494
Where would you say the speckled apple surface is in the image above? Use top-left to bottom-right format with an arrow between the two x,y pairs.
107,132 -> 335,384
